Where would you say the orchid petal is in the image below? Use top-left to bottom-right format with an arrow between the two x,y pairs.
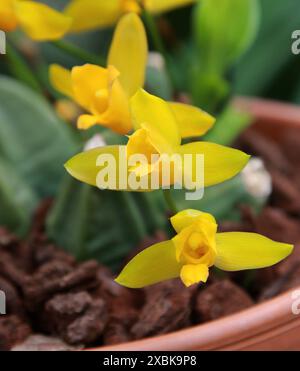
131,89 -> 181,149
15,1 -> 71,40
49,64 -> 73,99
215,232 -> 294,271
171,209 -> 216,234
0,0 -> 17,31
71,64 -> 108,111
169,102 -> 215,138
65,0 -> 120,32
108,13 -> 147,97
178,141 -> 250,188
115,240 -> 181,288
180,264 -> 209,287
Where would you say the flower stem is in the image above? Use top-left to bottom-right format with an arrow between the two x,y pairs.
142,10 -> 175,88
5,42 -> 43,93
51,40 -> 105,66
163,189 -> 178,216
143,10 -> 167,59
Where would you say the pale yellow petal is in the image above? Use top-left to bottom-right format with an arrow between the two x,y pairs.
169,102 -> 215,138
171,209 -> 216,234
0,0 -> 18,31
65,0 -> 120,32
127,128 -> 156,160
108,13 -> 147,97
49,64 -> 73,99
71,64 -> 108,112
178,141 -> 250,188
15,1 -> 71,41
65,145 -> 123,188
180,264 -> 209,287
65,145 -> 146,191
215,232 -> 294,272
77,114 -> 99,130
131,89 -> 181,149
65,144 -> 175,191
115,240 -> 181,288
98,71 -> 132,134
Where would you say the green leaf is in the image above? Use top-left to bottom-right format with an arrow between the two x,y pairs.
204,105 -> 252,146
190,71 -> 230,112
235,0 -> 300,98
46,176 -> 166,270
146,66 -> 173,100
0,75 -> 79,198
193,0 -> 261,74
0,157 -> 38,236
171,176 -> 247,221
5,43 -> 42,93
171,175 -> 268,223
191,0 -> 260,111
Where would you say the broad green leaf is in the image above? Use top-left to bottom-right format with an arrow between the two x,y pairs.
191,0 -> 260,111
235,0 -> 300,98
46,176 -> 167,270
193,0 -> 260,74
204,105 -> 252,146
0,157 -> 38,235
171,174 -> 267,223
0,76 -> 78,198
171,176 -> 247,221
189,70 -> 229,112
5,43 -> 42,93
146,66 -> 173,100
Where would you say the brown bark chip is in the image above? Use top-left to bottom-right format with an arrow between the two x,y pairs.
103,299 -> 138,346
0,276 -> 24,316
131,280 -> 195,339
259,242 -> 300,301
33,242 -> 76,268
12,335 -> 81,351
0,251 -> 28,288
98,267 -> 140,346
24,260 -> 99,309
103,323 -> 132,345
42,292 -> 108,345
239,130 -> 292,174
44,292 -> 93,325
194,280 -> 254,322
65,299 -> 108,345
252,207 -> 300,244
270,170 -> 300,213
0,228 -> 19,248
0,315 -> 32,351
23,260 -> 74,309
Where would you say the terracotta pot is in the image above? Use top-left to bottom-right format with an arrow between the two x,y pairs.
89,98 -> 300,351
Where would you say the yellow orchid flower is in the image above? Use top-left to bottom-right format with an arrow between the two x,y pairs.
116,209 -> 294,288
0,0 -> 71,40
64,0 -> 196,33
50,13 -> 147,134
50,13 -> 215,136
65,89 -> 250,191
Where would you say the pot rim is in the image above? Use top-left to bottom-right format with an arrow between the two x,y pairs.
88,97 -> 300,351
234,97 -> 300,129
92,288 -> 300,351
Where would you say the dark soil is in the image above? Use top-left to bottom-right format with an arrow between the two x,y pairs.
1,126 -> 300,350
